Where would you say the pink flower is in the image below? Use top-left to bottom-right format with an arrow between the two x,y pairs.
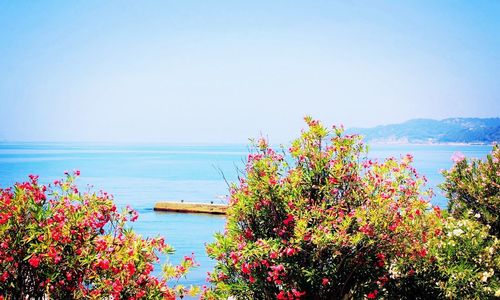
451,152 -> 465,163
130,210 -> 139,222
28,174 -> 39,183
284,247 -> 297,256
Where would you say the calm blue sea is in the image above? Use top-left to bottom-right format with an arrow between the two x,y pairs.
0,142 -> 492,287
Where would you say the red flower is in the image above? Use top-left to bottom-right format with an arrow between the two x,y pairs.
359,224 -> 374,236
28,255 -> 41,268
284,247 -> 297,256
292,289 -> 306,297
322,278 -> 329,286
126,262 -> 136,276
376,253 -> 386,266
97,258 -> 110,270
241,262 -> 251,274
433,206 -> 442,218
130,209 -> 139,222
0,212 -> 10,225
0,271 -> 9,282
283,214 -> 294,226
328,176 -> 338,184
137,291 -> 146,298
244,228 -> 254,239
111,279 -> 123,293
261,259 -> 270,267
418,248 -> 428,257
367,290 -> 378,299
388,222 -> 398,231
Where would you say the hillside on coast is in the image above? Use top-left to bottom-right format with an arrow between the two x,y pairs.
348,118 -> 500,144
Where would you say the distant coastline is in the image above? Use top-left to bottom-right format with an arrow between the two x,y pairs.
348,117 -> 499,145
367,141 -> 493,146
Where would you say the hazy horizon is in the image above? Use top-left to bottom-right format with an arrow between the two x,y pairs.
0,116 -> 499,144
1,1 -> 499,143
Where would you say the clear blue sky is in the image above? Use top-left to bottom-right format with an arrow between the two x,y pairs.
1,1 -> 499,143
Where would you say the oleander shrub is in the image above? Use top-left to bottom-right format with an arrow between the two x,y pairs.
428,217 -> 499,299
0,172 -> 198,299
428,147 -> 500,299
440,145 -> 499,237
205,117 -> 443,299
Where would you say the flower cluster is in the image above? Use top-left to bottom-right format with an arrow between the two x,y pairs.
204,117 -> 443,299
0,172 -> 198,299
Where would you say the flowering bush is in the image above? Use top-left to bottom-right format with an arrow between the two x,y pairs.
428,217 -> 499,299
428,147 -> 500,298
441,145 -> 499,237
205,117 -> 443,299
0,172 -> 198,299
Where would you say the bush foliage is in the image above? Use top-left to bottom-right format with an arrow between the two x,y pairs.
205,118 -> 444,299
0,172 -> 198,299
428,217 -> 499,299
441,145 -> 499,237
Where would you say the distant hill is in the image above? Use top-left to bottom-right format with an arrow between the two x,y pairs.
348,118 -> 500,144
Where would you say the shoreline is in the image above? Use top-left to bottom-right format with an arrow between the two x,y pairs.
366,141 -> 494,146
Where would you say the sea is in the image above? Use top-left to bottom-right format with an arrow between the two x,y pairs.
0,142 -> 493,288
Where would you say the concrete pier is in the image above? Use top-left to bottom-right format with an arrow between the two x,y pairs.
154,201 -> 228,215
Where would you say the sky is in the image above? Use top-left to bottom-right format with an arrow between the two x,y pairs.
0,1 -> 499,143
